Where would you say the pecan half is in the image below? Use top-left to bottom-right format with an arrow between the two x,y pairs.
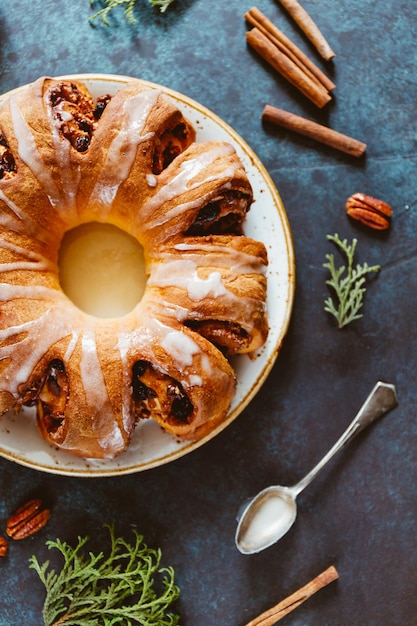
0,536 -> 8,557
6,499 -> 51,540
345,192 -> 392,230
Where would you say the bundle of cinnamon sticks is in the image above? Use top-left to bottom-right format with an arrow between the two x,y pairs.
245,6 -> 334,109
245,5 -> 366,157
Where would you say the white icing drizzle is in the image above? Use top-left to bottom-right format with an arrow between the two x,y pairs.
146,174 -> 158,187
9,96 -> 63,208
64,329 -> 79,362
146,173 -> 157,187
148,259 -> 228,301
0,296 -> 74,388
44,91 -> 81,217
138,144 -> 238,232
147,297 -> 192,323
186,374 -> 203,387
0,237 -> 56,273
0,189 -> 23,220
0,282 -> 63,303
146,240 -> 266,335
80,328 -> 124,455
54,103 -> 73,122
160,328 -> 201,372
0,189 -> 57,248
173,241 -> 267,275
114,322 -> 135,433
87,90 -> 160,214
201,353 -> 212,376
188,271 -> 226,300
116,305 -> 205,389
79,328 -> 107,409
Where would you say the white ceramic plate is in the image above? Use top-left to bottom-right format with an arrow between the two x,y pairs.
0,74 -> 295,476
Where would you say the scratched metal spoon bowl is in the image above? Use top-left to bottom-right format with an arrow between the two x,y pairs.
235,381 -> 398,555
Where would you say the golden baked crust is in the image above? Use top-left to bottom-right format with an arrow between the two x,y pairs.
0,76 -> 268,459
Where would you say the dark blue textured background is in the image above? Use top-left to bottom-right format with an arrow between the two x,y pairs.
0,0 -> 416,623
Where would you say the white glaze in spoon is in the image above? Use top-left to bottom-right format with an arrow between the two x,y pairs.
236,381 -> 398,555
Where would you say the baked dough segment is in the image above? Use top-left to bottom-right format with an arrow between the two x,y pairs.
147,234 -> 268,354
0,88 -> 66,251
111,302 -> 237,441
73,79 -> 196,231
135,140 -> 253,251
1,78 -> 84,232
0,76 -> 268,459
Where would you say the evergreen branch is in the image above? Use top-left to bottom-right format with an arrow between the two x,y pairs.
323,233 -> 380,328
29,524 -> 180,626
89,0 -> 177,25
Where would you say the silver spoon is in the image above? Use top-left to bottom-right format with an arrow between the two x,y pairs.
235,381 -> 398,555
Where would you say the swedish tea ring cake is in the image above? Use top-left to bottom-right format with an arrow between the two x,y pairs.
0,77 -> 268,459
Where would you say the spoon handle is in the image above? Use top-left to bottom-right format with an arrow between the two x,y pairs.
292,381 -> 397,496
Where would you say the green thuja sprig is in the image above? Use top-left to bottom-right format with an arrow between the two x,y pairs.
89,0 -> 176,25
323,233 -> 380,329
29,524 -> 180,626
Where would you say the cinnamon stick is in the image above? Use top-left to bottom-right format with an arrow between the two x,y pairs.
262,105 -> 367,157
244,565 -> 339,626
277,0 -> 336,61
245,7 -> 335,93
246,28 -> 331,109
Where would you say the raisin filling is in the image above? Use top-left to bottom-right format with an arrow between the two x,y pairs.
0,133 -> 16,180
186,191 -> 251,236
132,359 -> 193,426
22,359 -> 68,437
152,122 -> 193,175
48,82 -> 112,153
185,320 -> 249,355
93,94 -> 112,120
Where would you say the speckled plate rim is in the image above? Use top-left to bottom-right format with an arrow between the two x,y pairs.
0,73 -> 295,477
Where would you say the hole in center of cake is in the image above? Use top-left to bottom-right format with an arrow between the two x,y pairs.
58,222 -> 146,318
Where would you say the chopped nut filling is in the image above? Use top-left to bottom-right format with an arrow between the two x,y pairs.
186,191 -> 251,236
186,320 -> 249,354
0,133 -> 16,180
48,82 -> 112,153
152,122 -> 193,175
132,359 -> 193,425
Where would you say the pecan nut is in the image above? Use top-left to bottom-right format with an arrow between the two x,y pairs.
345,192 -> 392,230
0,536 -> 8,557
6,499 -> 51,540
